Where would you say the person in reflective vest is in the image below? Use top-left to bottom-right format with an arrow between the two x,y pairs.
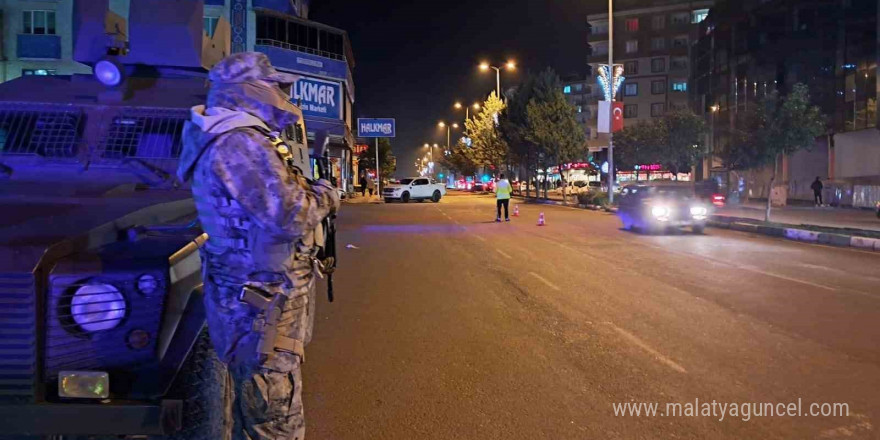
495,173 -> 512,222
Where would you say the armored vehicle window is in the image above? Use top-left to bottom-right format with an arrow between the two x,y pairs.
97,110 -> 187,160
0,106 -> 83,157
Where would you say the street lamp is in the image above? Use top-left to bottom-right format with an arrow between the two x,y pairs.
438,121 -> 459,150
454,101 -> 482,121
708,105 -> 719,175
479,61 -> 516,98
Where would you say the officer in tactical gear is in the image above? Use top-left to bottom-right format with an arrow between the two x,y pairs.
177,52 -> 340,440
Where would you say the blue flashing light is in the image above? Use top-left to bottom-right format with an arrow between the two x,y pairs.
482,175 -> 490,182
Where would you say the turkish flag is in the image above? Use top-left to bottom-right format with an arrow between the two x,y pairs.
612,102 -> 624,132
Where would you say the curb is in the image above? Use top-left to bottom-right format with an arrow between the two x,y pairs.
706,219 -> 879,252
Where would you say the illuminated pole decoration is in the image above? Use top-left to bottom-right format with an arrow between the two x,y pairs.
597,64 -> 625,102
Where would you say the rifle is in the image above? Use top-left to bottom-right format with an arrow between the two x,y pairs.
315,151 -> 338,303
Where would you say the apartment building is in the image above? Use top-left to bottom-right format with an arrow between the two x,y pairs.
586,0 -> 713,152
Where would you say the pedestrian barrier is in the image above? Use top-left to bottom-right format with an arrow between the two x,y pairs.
537,212 -> 545,226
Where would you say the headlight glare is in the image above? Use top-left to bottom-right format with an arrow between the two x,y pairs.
690,206 -> 708,216
70,284 -> 127,333
651,206 -> 670,217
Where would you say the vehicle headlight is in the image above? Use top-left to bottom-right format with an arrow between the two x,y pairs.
70,284 -> 127,332
690,206 -> 708,217
651,206 -> 670,217
136,274 -> 159,296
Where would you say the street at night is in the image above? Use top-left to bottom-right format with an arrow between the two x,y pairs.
303,193 -> 880,439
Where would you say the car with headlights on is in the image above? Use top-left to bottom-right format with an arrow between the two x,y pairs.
617,183 -> 711,234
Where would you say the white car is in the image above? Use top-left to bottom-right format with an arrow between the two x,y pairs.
383,177 -> 446,203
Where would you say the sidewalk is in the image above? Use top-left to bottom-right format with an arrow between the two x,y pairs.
343,193 -> 383,204
716,202 -> 880,233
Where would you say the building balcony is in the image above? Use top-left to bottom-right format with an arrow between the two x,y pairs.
16,34 -> 60,59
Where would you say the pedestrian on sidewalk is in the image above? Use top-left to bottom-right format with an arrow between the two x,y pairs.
811,176 -> 824,206
367,175 -> 376,197
495,173 -> 512,222
359,170 -> 367,197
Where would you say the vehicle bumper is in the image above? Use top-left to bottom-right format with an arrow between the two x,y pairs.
0,400 -> 182,435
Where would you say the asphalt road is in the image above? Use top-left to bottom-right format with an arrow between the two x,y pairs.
303,192 -> 880,440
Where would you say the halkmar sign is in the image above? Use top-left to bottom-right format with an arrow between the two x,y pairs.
357,118 -> 396,138
292,76 -> 342,120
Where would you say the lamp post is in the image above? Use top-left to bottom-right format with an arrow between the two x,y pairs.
479,61 -> 516,98
454,101 -> 481,122
606,0 -> 615,204
438,121 -> 459,151
708,105 -> 719,179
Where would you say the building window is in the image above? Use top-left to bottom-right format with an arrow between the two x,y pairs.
625,40 -> 638,53
670,57 -> 688,71
591,43 -> 608,56
652,15 -> 666,30
651,103 -> 666,116
672,36 -> 689,48
574,83 -> 583,92
624,60 -> 639,75
625,18 -> 639,32
577,105 -> 583,113
624,83 -> 639,96
672,81 -> 687,92
22,69 -> 56,76
651,58 -> 666,73
651,80 -> 666,94
22,10 -> 56,35
650,37 -> 665,50
671,13 -> 690,25
591,22 -> 608,34
693,9 -> 709,23
564,85 -> 571,94
204,16 -> 220,37
624,105 -> 638,118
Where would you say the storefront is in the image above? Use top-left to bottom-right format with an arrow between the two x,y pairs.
617,163 -> 691,183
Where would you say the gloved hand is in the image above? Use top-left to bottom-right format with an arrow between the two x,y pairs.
314,179 -> 340,214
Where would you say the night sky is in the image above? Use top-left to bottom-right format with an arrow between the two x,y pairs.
311,0 -> 601,176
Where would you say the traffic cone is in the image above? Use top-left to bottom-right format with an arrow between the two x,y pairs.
513,204 -> 520,217
537,212 -> 545,226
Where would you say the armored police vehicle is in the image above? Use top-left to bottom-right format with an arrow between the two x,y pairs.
0,1 -> 300,437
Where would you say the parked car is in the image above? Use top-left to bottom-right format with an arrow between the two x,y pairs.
617,183 -> 711,234
383,177 -> 446,202
471,182 -> 485,192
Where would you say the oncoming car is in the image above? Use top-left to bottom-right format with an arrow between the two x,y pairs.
617,183 -> 711,234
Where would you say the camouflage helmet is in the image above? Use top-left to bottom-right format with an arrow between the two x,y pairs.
207,52 -> 302,131
209,52 -> 300,85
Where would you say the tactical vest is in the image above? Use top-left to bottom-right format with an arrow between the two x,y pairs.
193,126 -> 324,286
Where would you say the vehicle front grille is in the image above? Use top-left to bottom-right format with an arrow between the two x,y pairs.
383,188 -> 396,193
0,273 -> 36,402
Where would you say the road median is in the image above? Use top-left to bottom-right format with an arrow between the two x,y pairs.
709,215 -> 880,252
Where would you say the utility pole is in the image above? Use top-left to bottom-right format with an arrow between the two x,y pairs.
607,0 -> 615,204
375,137 -> 380,200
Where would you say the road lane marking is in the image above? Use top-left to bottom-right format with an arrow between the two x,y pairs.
473,235 -> 487,243
496,248 -> 513,259
528,272 -> 561,291
606,322 -> 688,374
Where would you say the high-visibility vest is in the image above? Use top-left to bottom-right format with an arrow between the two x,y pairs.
495,180 -> 512,199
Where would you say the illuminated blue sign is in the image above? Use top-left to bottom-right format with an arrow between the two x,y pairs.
293,77 -> 342,120
358,118 -> 396,138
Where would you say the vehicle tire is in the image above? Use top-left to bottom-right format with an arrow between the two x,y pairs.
162,329 -> 230,440
431,191 -> 441,203
401,192 -> 410,203
693,224 -> 705,234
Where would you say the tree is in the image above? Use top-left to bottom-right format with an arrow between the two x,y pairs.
613,109 -> 706,180
358,138 -> 396,182
525,68 -> 587,203
717,83 -> 825,221
439,139 -> 478,177
465,92 -> 508,172
500,73 -> 540,197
